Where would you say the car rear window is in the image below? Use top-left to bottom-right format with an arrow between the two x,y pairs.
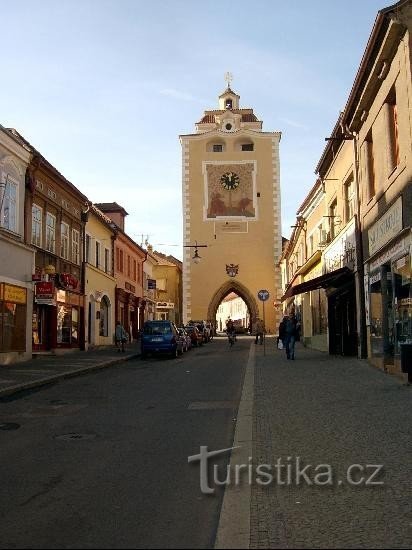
144,323 -> 172,335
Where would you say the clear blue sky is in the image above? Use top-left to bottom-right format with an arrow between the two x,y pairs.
2,0 -> 386,259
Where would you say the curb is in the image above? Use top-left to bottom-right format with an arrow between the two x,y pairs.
214,343 -> 255,549
0,353 -> 140,399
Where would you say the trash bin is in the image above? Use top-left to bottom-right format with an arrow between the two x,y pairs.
400,343 -> 412,374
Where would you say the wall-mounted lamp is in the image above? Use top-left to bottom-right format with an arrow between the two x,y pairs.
184,241 -> 208,264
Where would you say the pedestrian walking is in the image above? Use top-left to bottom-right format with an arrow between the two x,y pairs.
277,316 -> 287,350
284,314 -> 298,360
254,317 -> 264,345
115,321 -> 128,352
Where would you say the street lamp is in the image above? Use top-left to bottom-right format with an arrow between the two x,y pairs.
184,241 -> 207,264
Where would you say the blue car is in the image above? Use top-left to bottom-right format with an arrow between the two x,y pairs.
141,320 -> 183,359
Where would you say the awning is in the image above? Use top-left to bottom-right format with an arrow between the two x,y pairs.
281,267 -> 352,302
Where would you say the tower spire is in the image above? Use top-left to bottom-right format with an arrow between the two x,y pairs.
224,71 -> 233,89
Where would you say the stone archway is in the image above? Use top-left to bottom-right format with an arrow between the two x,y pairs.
207,280 -> 260,327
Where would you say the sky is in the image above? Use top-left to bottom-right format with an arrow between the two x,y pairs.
2,0 -> 387,260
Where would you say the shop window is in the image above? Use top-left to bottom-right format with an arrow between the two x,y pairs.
0,284 -> 27,352
31,204 -> 42,247
311,289 -> 327,335
57,305 -> 79,345
393,254 -> 411,354
369,266 -> 394,357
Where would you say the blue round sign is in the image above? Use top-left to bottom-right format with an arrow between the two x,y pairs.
258,289 -> 270,301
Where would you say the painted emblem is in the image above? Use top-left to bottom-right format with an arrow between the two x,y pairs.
226,264 -> 239,277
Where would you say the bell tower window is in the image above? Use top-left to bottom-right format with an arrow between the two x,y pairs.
225,99 -> 233,109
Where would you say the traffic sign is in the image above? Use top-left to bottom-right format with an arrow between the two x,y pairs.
258,289 -> 270,301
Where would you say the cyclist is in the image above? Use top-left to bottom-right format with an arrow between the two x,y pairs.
226,318 -> 236,345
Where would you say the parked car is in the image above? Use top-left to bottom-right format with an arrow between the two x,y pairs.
185,325 -> 203,347
188,320 -> 210,343
177,327 -> 191,352
141,320 -> 183,358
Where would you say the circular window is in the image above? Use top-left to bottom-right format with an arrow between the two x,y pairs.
225,123 -> 232,131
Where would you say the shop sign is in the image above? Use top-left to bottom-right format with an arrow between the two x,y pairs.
57,273 -> 78,290
35,281 -> 55,305
156,302 -> 174,309
369,239 -> 405,272
56,290 -> 66,303
4,284 -> 27,304
32,267 -> 42,281
323,219 -> 356,274
369,272 -> 381,285
368,197 -> 402,256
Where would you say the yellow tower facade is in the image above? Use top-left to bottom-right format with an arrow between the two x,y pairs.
180,83 -> 282,332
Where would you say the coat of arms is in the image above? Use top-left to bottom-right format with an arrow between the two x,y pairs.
226,264 -> 239,277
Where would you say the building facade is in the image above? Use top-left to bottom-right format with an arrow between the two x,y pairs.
281,0 -> 411,374
84,204 -> 116,348
180,84 -> 282,332
13,130 -> 88,354
341,0 -> 412,373
95,203 -> 146,341
0,126 -> 34,364
149,247 -> 183,325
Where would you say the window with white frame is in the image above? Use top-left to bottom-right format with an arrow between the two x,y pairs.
45,212 -> 56,253
345,176 -> 355,222
61,222 -> 69,259
31,204 -> 42,247
72,229 -> 80,264
1,176 -> 18,233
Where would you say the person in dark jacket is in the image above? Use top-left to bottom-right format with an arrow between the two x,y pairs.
284,314 -> 298,360
278,316 -> 287,348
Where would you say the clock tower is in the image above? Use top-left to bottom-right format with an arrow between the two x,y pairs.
180,82 -> 282,332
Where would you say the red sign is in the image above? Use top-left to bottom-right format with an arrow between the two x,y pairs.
58,273 -> 79,290
35,281 -> 54,298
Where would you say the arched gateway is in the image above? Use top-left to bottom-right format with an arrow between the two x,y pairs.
180,81 -> 283,332
207,280 -> 260,328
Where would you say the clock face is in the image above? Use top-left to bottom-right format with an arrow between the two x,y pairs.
221,172 -> 240,190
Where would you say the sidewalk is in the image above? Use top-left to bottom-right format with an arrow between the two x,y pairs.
0,344 -> 140,399
216,340 -> 412,549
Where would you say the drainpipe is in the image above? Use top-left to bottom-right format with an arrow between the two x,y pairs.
350,131 -> 368,359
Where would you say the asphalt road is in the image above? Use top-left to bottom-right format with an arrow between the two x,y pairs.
0,337 -> 249,549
